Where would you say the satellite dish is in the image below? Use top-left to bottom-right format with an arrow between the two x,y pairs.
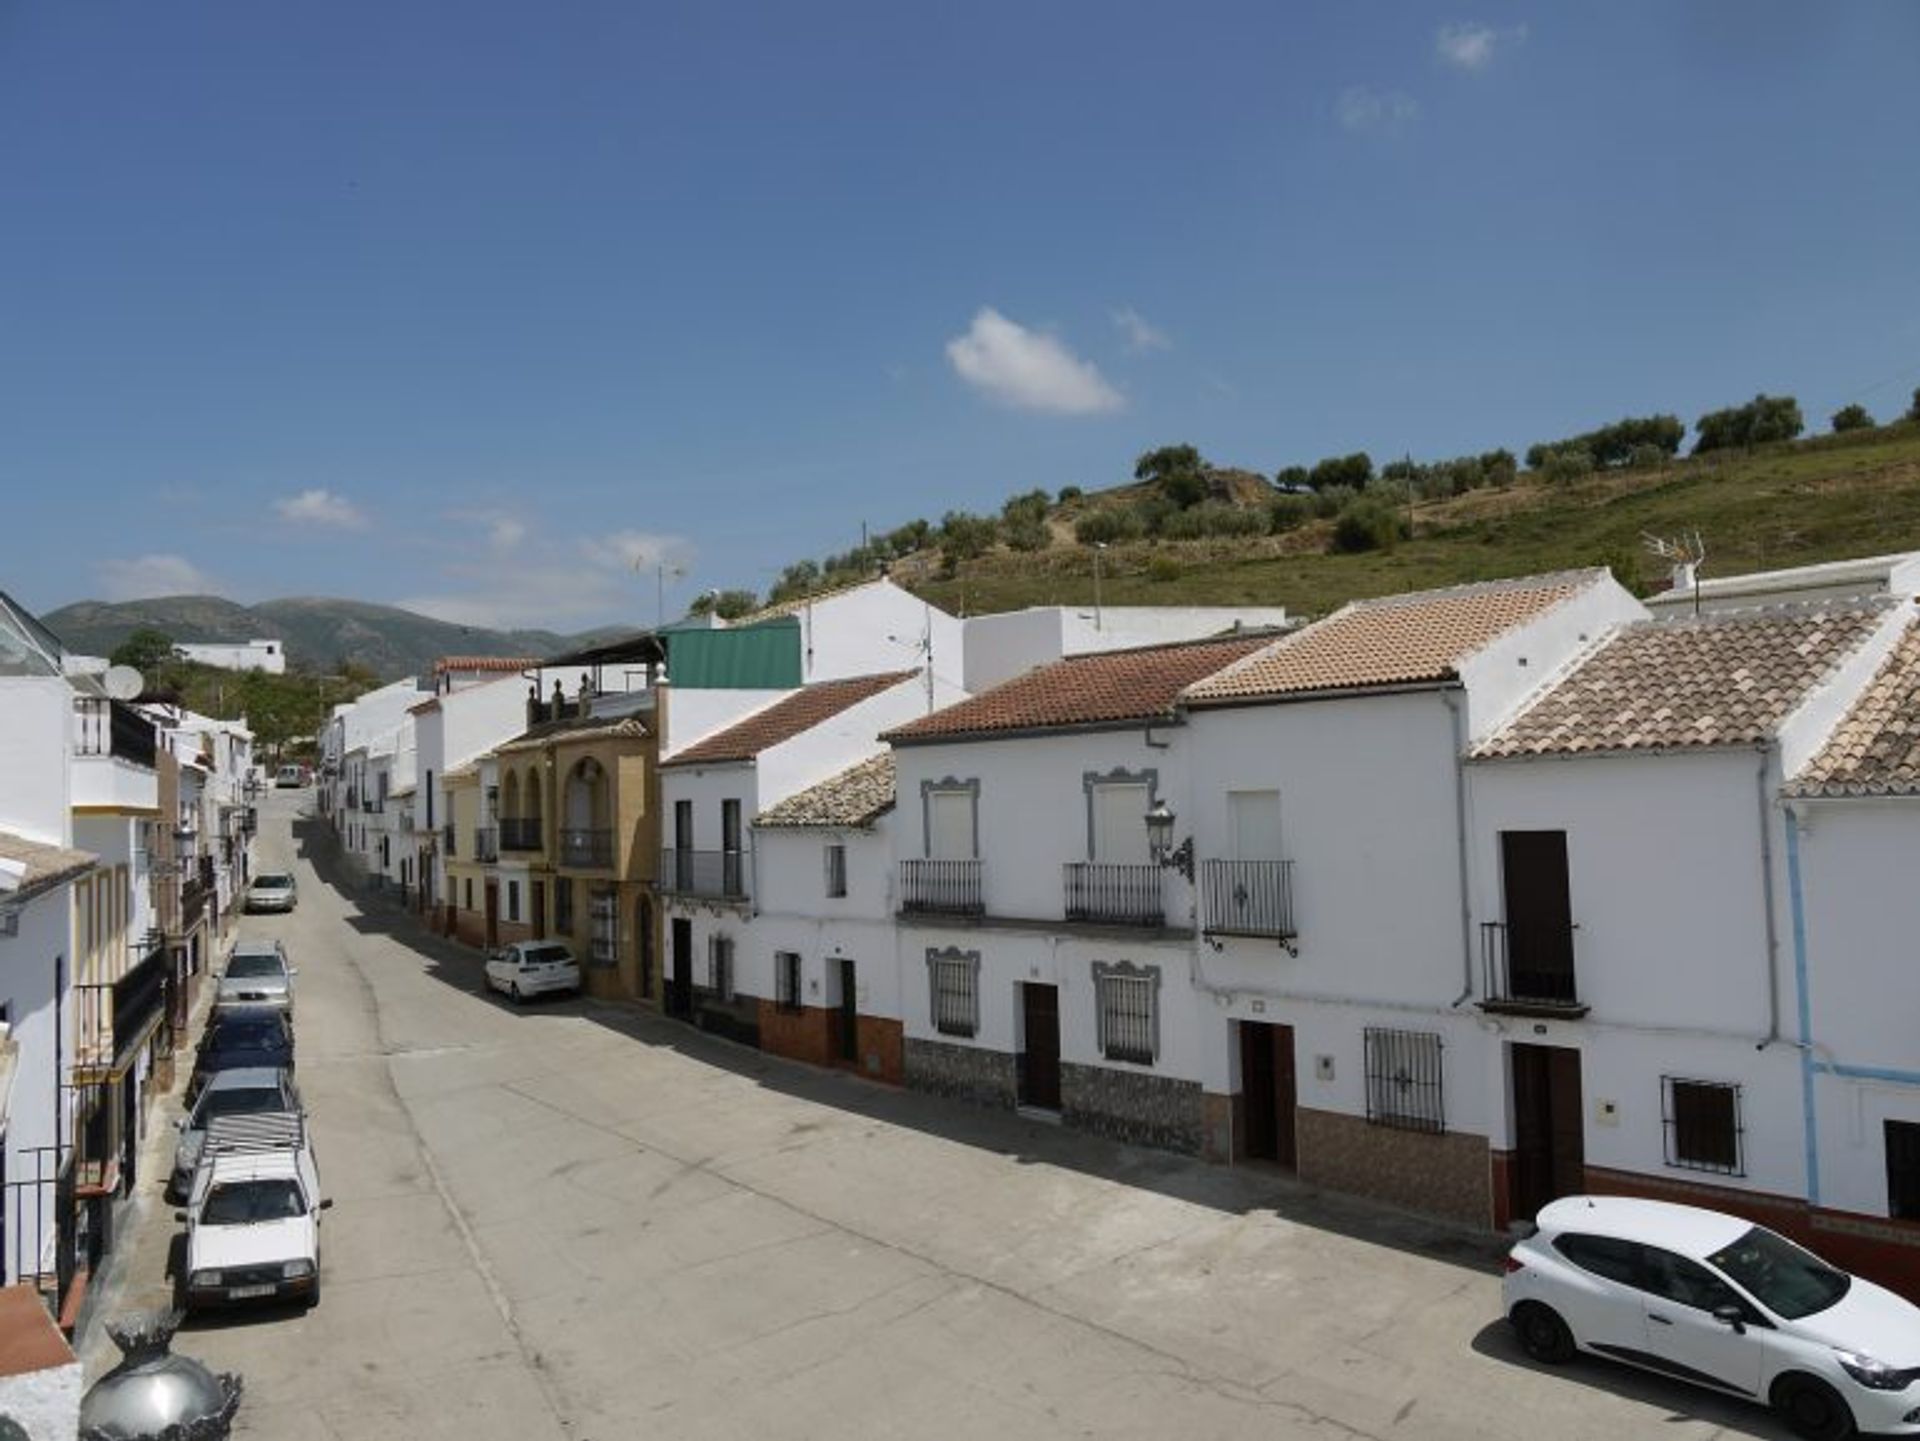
104,665 -> 145,700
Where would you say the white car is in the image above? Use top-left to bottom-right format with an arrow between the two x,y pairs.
485,941 -> 582,1004
176,1112 -> 330,1311
169,1066 -> 302,1201
1505,1195 -> 1920,1439
245,872 -> 298,913
216,940 -> 295,1017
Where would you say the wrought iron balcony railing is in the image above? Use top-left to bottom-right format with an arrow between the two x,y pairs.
1480,920 -> 1586,1016
656,847 -> 750,899
1201,858 -> 1296,941
559,828 -> 614,869
897,859 -> 984,916
500,818 -> 543,852
472,827 -> 499,863
1063,862 -> 1164,927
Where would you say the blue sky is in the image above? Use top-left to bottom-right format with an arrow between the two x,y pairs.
5,2 -> 1919,632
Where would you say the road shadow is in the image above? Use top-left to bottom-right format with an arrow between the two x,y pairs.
1468,1319 -> 1791,1438
288,811 -> 1510,1280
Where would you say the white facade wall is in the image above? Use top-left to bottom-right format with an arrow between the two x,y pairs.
659,688 -> 788,759
739,822 -> 896,1012
1455,579 -> 1646,742
785,581 -> 962,691
756,681 -> 945,805
962,606 -> 1292,693
0,894 -> 75,1277
0,680 -> 74,847
176,639 -> 286,674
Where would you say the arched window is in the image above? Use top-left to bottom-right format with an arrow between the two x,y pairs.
526,768 -> 544,828
566,758 -> 608,830
501,771 -> 521,821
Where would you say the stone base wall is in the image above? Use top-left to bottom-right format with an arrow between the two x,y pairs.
1061,1063 -> 1207,1156
1203,1091 -> 1234,1164
496,921 -> 533,948
692,993 -> 760,1049
453,910 -> 486,949
1296,1106 -> 1492,1228
759,1002 -> 834,1069
905,1038 -> 1017,1110
847,1015 -> 904,1085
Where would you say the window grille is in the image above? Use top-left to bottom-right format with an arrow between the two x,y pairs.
588,890 -> 618,967
1664,1077 -> 1743,1175
1093,963 -> 1158,1065
1364,1028 -> 1445,1133
776,952 -> 804,1012
926,949 -> 979,1038
1887,1121 -> 1920,1221
824,844 -> 847,898
708,934 -> 734,1001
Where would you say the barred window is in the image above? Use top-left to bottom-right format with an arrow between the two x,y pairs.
776,951 -> 804,1012
1093,962 -> 1158,1065
1364,1028 -> 1445,1133
824,843 -> 847,898
507,881 -> 521,923
554,877 -> 573,933
927,948 -> 979,1038
1663,1077 -> 1743,1175
708,934 -> 734,1001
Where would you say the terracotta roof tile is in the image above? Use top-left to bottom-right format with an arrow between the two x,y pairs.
884,634 -> 1275,745
664,671 -> 918,766
1187,571 -> 1600,703
1788,621 -> 1920,797
1477,601 -> 1892,759
0,829 -> 98,904
433,656 -> 542,675
496,712 -> 651,754
756,754 -> 895,829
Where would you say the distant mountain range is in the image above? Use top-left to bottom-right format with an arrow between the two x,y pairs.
42,595 -> 637,680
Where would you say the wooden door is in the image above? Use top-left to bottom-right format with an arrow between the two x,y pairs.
836,959 -> 859,1064
1240,1021 -> 1297,1168
638,898 -> 654,1001
1510,1043 -> 1584,1222
669,917 -> 692,1017
1500,831 -> 1575,1001
483,881 -> 499,951
1020,984 -> 1061,1110
531,881 -> 546,940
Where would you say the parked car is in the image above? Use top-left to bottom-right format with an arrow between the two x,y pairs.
245,872 -> 298,914
273,764 -> 304,789
484,941 -> 582,1004
176,1111 -> 330,1311
216,941 -> 295,1016
1504,1195 -> 1920,1440
190,1006 -> 294,1102
170,1066 -> 302,1201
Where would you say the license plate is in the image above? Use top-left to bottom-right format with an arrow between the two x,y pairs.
228,1283 -> 275,1299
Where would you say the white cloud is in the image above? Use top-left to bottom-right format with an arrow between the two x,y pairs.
1336,86 -> 1419,134
96,553 -> 221,600
449,508 -> 528,553
945,308 -> 1124,415
402,528 -> 698,631
274,488 -> 366,528
1112,306 -> 1171,355
1436,22 -> 1526,71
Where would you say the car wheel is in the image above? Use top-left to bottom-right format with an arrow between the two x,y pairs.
509,982 -> 523,1005
1511,1301 -> 1576,1365
1771,1375 -> 1855,1441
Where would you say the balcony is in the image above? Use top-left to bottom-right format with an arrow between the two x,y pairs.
500,818 -> 543,853
1201,858 -> 1296,942
559,828 -> 615,870
72,944 -> 170,1079
442,824 -> 457,858
898,859 -> 983,917
472,827 -> 499,863
1063,862 -> 1164,928
71,698 -> 158,811
1480,921 -> 1587,1017
657,847 -> 750,900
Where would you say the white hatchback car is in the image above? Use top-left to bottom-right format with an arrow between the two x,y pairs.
1505,1195 -> 1920,1439
484,941 -> 582,1004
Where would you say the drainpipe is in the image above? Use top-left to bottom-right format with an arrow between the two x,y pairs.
1444,690 -> 1475,1007
1754,746 -> 1783,1048
1783,803 -> 1820,1207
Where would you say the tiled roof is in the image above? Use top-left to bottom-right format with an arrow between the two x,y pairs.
757,754 -> 895,829
1477,601 -> 1893,759
663,671 -> 918,766
739,578 -> 886,625
0,829 -> 98,904
883,634 -> 1275,745
433,656 -> 542,675
1788,621 -> 1920,797
1187,571 -> 1600,703
496,712 -> 651,754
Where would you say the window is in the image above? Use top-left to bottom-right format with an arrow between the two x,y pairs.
507,881 -> 521,922
1888,1121 -> 1920,1221
824,844 -> 847,898
776,951 -> 803,1011
1641,1246 -> 1750,1316
1088,777 -> 1152,863
674,799 -> 693,850
1364,1028 -> 1445,1133
554,877 -> 573,934
1663,1077 -> 1743,1175
464,878 -> 473,912
923,780 -> 978,859
1553,1233 -> 1644,1289
708,934 -> 734,1000
927,948 -> 979,1038
589,890 -> 617,966
1092,961 -> 1158,1064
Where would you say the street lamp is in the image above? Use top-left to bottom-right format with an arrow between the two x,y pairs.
1144,800 -> 1193,881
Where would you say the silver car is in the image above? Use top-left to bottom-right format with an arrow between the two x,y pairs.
170,1066 -> 303,1200
246,872 -> 298,913
217,941 -> 296,1017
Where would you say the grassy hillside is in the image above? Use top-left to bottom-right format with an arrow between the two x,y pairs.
901,423 -> 1920,619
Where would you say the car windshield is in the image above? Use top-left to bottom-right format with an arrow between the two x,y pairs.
254,875 -> 293,889
202,1178 -> 306,1225
195,1088 -> 281,1124
1708,1226 -> 1851,1319
524,946 -> 571,964
210,1020 -> 286,1047
226,955 -> 284,979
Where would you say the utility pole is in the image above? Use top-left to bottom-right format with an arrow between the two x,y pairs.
1093,543 -> 1108,631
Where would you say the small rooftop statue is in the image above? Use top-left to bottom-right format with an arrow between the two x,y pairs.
79,1310 -> 241,1441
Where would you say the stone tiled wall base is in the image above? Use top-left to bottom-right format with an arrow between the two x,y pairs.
1061,1063 -> 1207,1155
1584,1165 -> 1920,1305
905,1038 -> 1017,1110
454,911 -> 486,949
1296,1107 -> 1492,1228
693,994 -> 760,1049
849,1016 -> 904,1085
1203,1091 -> 1234,1163
759,1002 -> 835,1069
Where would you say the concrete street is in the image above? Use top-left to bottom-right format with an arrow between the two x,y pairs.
87,791 -> 1792,1439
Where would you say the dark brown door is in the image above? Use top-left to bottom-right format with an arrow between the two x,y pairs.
1020,984 -> 1061,1110
669,917 -> 693,1017
835,958 -> 859,1064
1240,1021 -> 1297,1168
1501,831 -> 1575,1002
1510,1043 -> 1584,1222
638,898 -> 654,1002
483,881 -> 499,951
531,881 -> 546,940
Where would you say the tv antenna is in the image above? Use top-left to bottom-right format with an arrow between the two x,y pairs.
1642,529 -> 1707,616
